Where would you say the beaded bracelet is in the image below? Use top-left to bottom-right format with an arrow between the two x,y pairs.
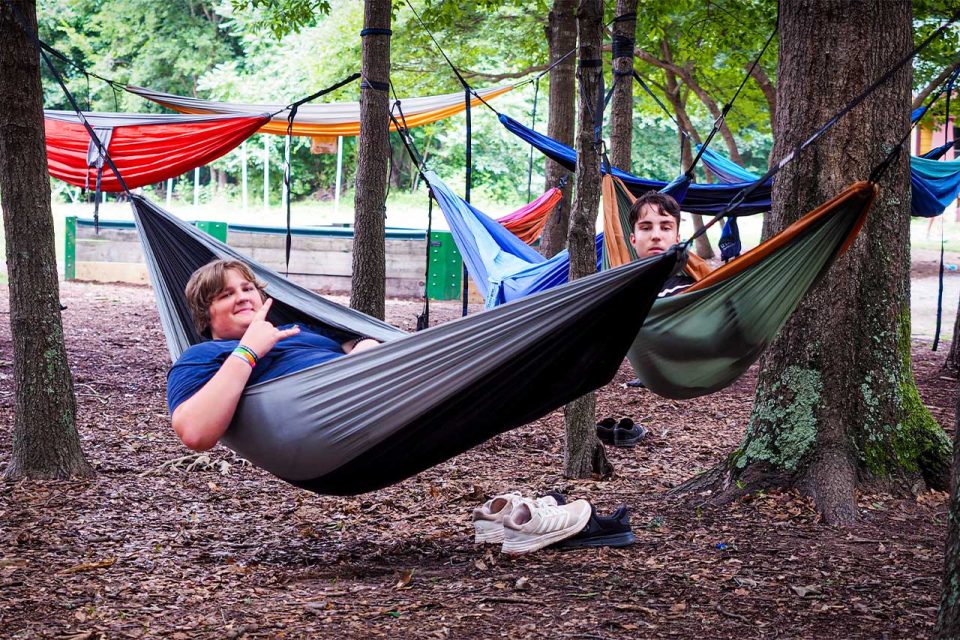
231,344 -> 259,368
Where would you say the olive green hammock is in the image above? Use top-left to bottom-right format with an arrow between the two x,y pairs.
601,175 -> 877,400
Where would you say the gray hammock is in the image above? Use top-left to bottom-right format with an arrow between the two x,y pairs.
131,195 -> 680,495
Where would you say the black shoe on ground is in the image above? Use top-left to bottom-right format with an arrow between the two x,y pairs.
612,418 -> 648,448
554,504 -> 636,549
596,417 -> 617,444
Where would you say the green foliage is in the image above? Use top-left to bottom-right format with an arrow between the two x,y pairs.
231,0 -> 332,38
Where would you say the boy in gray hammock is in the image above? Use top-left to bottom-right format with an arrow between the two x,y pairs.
166,259 -> 379,451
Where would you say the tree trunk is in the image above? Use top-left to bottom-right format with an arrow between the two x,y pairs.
349,0 -> 391,320
946,291 -> 960,372
0,0 -> 92,480
662,66 -> 715,259
608,0 -> 636,173
562,0 -> 610,480
689,0 -> 950,524
935,391 -> 960,637
539,0 -> 576,258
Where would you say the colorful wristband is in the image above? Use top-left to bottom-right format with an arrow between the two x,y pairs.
231,345 -> 258,368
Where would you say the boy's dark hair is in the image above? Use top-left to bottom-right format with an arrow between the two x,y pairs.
628,191 -> 682,229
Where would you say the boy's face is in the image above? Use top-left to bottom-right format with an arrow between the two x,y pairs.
630,204 -> 680,258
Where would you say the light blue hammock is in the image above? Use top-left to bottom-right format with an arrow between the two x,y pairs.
428,170 -> 691,306
698,145 -> 960,218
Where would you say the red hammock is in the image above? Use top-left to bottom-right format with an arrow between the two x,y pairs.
496,187 -> 562,245
45,111 -> 270,192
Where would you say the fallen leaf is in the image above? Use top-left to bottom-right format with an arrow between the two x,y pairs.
514,576 -> 530,591
670,602 -> 687,612
394,569 -> 414,590
474,560 -> 488,571
790,584 -> 822,598
58,557 -> 116,575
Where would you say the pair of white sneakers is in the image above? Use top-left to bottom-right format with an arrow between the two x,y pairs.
472,492 -> 592,555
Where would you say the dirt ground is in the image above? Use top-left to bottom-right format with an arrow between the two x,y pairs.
0,278 -> 957,640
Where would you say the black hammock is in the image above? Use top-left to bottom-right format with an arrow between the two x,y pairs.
132,195 -> 680,495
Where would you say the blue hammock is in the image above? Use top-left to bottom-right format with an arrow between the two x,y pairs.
698,145 -> 960,218
498,114 -> 771,216
427,170 -> 609,306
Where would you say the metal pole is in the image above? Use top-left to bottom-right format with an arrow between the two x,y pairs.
335,136 -> 343,214
165,178 -> 172,208
193,167 -> 200,207
241,141 -> 248,211
263,136 -> 270,213
282,134 -> 291,213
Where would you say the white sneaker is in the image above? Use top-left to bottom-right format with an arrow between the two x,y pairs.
473,493 -> 559,544
501,499 -> 592,555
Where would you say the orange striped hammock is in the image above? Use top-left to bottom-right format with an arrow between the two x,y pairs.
601,174 -> 876,398
126,84 -> 514,139
496,187 -> 563,244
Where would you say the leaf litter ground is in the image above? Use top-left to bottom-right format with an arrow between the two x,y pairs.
0,280 -> 956,639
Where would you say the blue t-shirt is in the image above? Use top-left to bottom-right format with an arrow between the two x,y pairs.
166,324 -> 345,414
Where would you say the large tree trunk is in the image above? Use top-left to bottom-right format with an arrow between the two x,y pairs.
935,390 -> 960,637
686,0 -> 950,524
661,65 -> 715,259
539,0 -> 576,259
608,0 -> 636,173
946,291 -> 960,372
562,0 -> 610,479
349,0 -> 391,320
0,0 -> 92,479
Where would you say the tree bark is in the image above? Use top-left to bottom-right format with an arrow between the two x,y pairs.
562,0 -> 610,480
661,66 -> 715,259
0,0 -> 92,480
947,292 -> 960,372
690,0 -> 950,524
748,63 -> 777,139
539,0 -> 576,259
935,391 -> 960,637
608,0 -> 636,173
349,0 -> 391,320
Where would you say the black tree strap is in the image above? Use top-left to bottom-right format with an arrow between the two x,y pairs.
611,34 -> 635,60
632,71 -> 689,136
360,27 -> 392,37
38,40 -> 124,92
579,58 -> 603,69
611,12 -> 636,23
361,78 -> 390,92
687,24 -> 778,177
